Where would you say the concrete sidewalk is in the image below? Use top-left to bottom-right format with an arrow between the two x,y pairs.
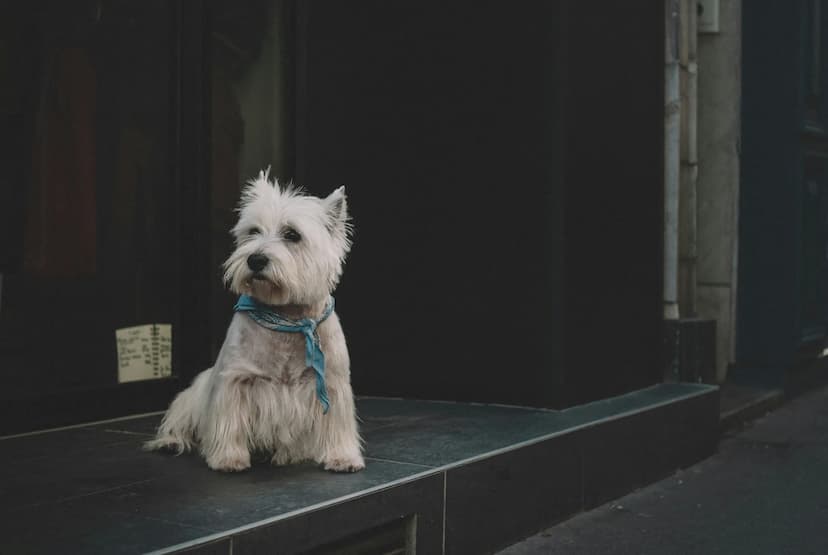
498,384 -> 828,555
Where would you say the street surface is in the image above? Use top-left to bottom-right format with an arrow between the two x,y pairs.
499,384 -> 828,555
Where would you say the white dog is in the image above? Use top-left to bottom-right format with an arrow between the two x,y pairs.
145,170 -> 364,473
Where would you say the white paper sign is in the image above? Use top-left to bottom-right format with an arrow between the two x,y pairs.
116,324 -> 172,383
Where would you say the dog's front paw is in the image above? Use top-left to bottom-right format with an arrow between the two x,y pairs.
206,450 -> 251,472
322,454 -> 365,473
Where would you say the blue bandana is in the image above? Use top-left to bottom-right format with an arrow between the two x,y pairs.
233,295 -> 336,414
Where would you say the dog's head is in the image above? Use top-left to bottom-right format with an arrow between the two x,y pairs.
223,169 -> 352,306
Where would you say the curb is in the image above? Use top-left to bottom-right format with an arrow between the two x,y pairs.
719,388 -> 784,434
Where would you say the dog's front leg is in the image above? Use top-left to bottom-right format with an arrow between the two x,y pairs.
199,377 -> 252,472
315,381 -> 365,473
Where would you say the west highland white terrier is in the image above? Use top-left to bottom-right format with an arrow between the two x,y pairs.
145,170 -> 364,473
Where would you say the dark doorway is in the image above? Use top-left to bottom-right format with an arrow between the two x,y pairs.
738,0 -> 828,385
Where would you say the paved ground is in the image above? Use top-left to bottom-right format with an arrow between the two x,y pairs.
498,383 -> 828,555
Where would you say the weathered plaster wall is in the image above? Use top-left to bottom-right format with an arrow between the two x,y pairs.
696,0 -> 742,382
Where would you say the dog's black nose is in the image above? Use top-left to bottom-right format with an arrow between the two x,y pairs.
247,253 -> 269,272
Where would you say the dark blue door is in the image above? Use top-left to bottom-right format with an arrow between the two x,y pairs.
739,0 -> 828,384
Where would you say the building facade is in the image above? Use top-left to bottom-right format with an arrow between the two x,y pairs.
1,0 -> 669,433
0,2 -> 736,553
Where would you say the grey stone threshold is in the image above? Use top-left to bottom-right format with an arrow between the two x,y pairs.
0,383 -> 719,554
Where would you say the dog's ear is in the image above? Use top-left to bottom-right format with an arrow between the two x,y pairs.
324,186 -> 348,227
323,186 -> 352,243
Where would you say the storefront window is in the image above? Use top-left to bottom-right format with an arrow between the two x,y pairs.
0,0 -> 294,434
0,2 -> 179,416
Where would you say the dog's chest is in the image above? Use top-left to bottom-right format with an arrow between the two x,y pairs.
229,316 -> 312,384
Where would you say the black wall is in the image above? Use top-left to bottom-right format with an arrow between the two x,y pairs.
562,3 -> 664,404
295,1 -> 663,408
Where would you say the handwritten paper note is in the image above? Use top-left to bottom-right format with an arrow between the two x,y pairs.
116,324 -> 172,383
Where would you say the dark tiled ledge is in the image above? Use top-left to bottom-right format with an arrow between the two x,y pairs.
0,383 -> 719,555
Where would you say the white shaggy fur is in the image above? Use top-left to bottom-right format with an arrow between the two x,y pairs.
145,170 -> 364,473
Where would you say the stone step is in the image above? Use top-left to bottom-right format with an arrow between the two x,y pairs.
0,383 -> 719,554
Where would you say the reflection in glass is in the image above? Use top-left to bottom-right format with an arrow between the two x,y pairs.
209,0 -> 293,356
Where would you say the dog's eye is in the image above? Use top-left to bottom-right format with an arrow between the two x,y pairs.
247,227 -> 262,236
282,226 -> 302,243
